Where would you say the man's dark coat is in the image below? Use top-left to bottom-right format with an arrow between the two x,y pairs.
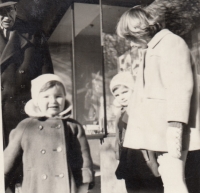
1,18 -> 54,146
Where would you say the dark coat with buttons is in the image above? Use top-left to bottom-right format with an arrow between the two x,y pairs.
4,117 -> 93,193
1,18 -> 54,147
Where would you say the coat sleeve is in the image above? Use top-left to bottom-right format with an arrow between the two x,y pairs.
75,123 -> 94,184
4,120 -> 27,187
162,34 -> 193,124
67,120 -> 94,185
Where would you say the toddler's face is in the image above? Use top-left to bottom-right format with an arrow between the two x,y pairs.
37,86 -> 65,117
113,86 -> 133,107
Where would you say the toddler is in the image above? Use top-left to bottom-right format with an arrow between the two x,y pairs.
4,74 -> 94,193
110,72 -> 162,193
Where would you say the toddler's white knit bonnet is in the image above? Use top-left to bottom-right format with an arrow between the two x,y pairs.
31,74 -> 65,105
25,74 -> 67,117
110,71 -> 135,94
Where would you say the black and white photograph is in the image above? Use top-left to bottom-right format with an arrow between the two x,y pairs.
0,0 -> 200,193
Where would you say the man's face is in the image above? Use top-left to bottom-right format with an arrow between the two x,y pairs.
0,5 -> 16,29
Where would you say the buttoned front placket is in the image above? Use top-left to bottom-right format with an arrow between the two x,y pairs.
36,118 -> 70,193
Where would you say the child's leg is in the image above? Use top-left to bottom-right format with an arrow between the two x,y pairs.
157,151 -> 188,193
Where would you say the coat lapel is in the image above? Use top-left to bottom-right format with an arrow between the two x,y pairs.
137,48 -> 147,99
0,31 -> 7,56
0,30 -> 30,66
147,29 -> 172,49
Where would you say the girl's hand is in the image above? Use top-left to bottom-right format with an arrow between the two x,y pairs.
157,153 -> 188,193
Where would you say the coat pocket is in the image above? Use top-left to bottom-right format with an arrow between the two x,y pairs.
146,97 -> 166,102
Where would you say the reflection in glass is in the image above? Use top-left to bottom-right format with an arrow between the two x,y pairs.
101,5 -> 140,134
73,3 -> 104,136
48,6 -> 73,104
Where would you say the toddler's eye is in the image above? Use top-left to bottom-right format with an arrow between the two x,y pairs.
56,95 -> 62,98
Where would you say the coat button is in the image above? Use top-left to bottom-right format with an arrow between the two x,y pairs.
41,174 -> 48,180
56,124 -> 61,129
19,70 -> 24,73
53,147 -> 62,152
57,147 -> 62,152
55,174 -> 64,178
38,125 -> 43,130
1,86 -> 4,91
21,85 -> 25,88
41,149 -> 46,154
51,124 -> 61,129
59,173 -> 64,178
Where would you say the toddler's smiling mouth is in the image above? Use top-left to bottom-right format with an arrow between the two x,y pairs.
48,106 -> 58,109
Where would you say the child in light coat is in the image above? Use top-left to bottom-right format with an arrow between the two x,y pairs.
116,6 -> 200,193
4,74 -> 94,193
110,71 -> 162,193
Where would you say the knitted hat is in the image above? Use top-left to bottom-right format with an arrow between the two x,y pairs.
25,74 -> 67,117
31,74 -> 65,105
110,71 -> 135,95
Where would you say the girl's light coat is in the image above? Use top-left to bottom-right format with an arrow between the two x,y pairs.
124,29 -> 200,151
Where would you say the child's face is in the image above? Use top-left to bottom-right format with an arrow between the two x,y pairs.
113,86 -> 133,107
37,86 -> 65,117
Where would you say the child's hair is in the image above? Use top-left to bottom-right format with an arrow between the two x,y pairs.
116,6 -> 163,41
39,80 -> 66,96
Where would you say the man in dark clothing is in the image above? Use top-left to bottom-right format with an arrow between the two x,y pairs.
1,0 -> 54,146
0,1 -> 54,192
